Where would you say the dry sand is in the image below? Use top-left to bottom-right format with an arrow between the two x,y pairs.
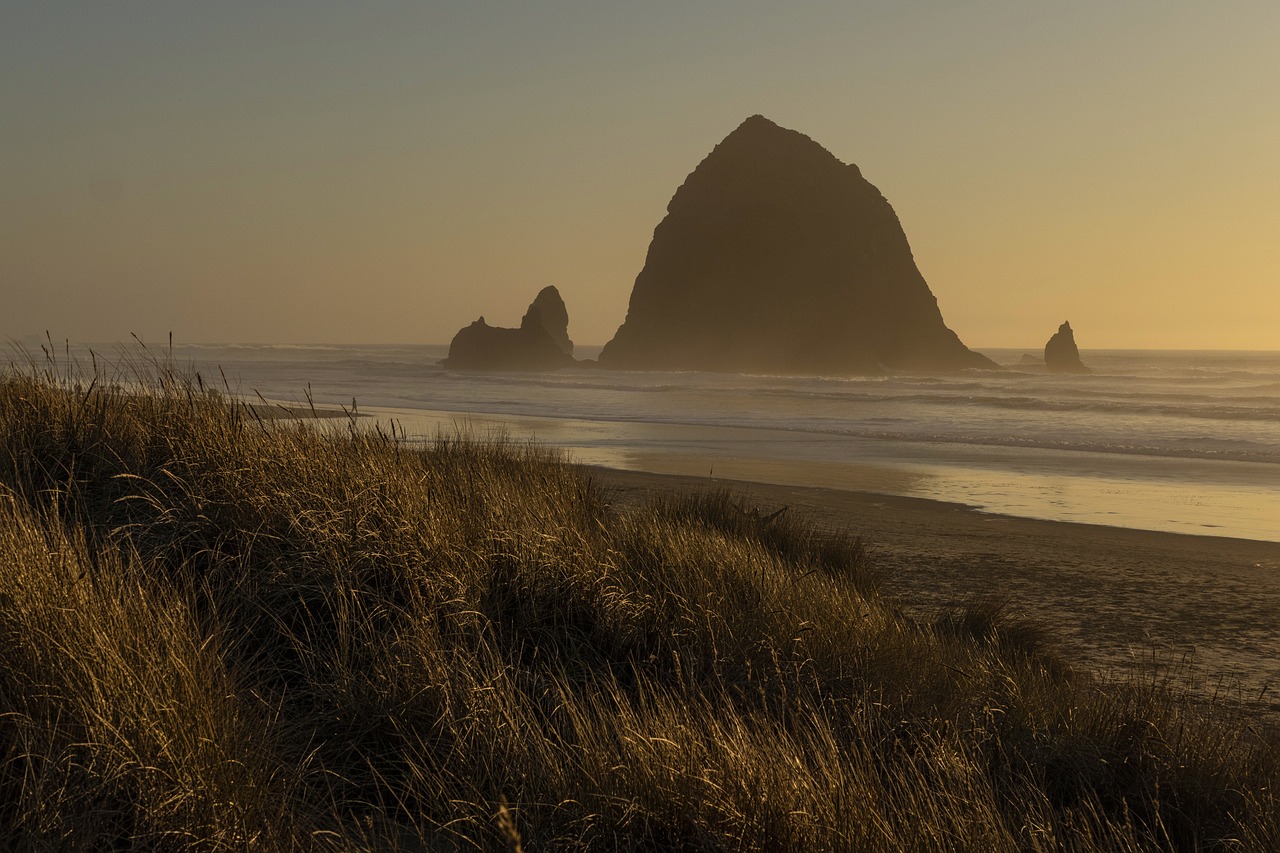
589,465 -> 1280,715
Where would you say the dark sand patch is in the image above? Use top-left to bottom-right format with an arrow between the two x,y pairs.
589,465 -> 1280,715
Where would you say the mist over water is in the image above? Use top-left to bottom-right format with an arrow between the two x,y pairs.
50,343 -> 1280,541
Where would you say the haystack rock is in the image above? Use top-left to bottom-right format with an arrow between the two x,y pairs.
1044,321 -> 1090,374
442,287 -> 576,371
598,115 -> 995,374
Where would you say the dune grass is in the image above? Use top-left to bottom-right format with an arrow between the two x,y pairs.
0,353 -> 1276,850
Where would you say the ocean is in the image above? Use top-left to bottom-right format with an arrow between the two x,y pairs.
60,342 -> 1280,543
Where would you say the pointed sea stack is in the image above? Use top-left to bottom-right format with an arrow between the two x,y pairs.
521,285 -> 574,356
1044,321 -> 1091,374
598,115 -> 995,374
443,286 -> 576,371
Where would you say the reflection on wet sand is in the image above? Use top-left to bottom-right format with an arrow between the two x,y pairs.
353,405 -> 1280,543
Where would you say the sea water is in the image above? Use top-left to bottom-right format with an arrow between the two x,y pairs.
53,342 -> 1280,542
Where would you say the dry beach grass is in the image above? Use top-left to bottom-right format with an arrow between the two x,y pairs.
0,353 -> 1277,850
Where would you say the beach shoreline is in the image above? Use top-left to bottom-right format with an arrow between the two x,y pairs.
343,400 -> 1280,543
588,464 -> 1280,715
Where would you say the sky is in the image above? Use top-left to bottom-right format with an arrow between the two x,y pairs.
3,2 -> 1278,350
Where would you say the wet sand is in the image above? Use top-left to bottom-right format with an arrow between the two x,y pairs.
589,465 -> 1280,714
247,402 -> 362,420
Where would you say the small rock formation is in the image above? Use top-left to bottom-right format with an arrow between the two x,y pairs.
598,115 -> 995,374
1019,353 -> 1045,366
443,287 -> 576,371
1044,321 -> 1091,374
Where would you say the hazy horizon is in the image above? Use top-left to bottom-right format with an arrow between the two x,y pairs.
11,336 -> 1279,357
5,3 -> 1277,351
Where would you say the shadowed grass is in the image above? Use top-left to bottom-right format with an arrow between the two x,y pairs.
0,352 -> 1276,850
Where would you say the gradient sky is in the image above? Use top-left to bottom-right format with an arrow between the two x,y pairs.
4,2 -> 1277,349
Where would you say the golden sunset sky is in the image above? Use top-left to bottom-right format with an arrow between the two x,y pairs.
4,3 -> 1277,349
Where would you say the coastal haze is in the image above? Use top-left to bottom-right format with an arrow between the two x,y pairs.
4,3 -> 1279,350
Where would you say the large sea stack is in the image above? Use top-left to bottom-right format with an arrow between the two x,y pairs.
1044,321 -> 1091,374
598,115 -> 995,374
443,286 -> 576,371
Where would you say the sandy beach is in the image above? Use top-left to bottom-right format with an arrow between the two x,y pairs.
590,465 -> 1280,715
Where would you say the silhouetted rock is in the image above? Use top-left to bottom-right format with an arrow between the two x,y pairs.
1019,353 -> 1044,366
443,287 -> 577,371
599,115 -> 995,374
1044,321 -> 1091,374
520,286 -> 573,356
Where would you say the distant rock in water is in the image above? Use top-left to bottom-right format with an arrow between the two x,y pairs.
443,287 -> 576,371
521,285 -> 574,356
598,115 -> 995,375
1019,353 -> 1045,366
1044,321 -> 1091,374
